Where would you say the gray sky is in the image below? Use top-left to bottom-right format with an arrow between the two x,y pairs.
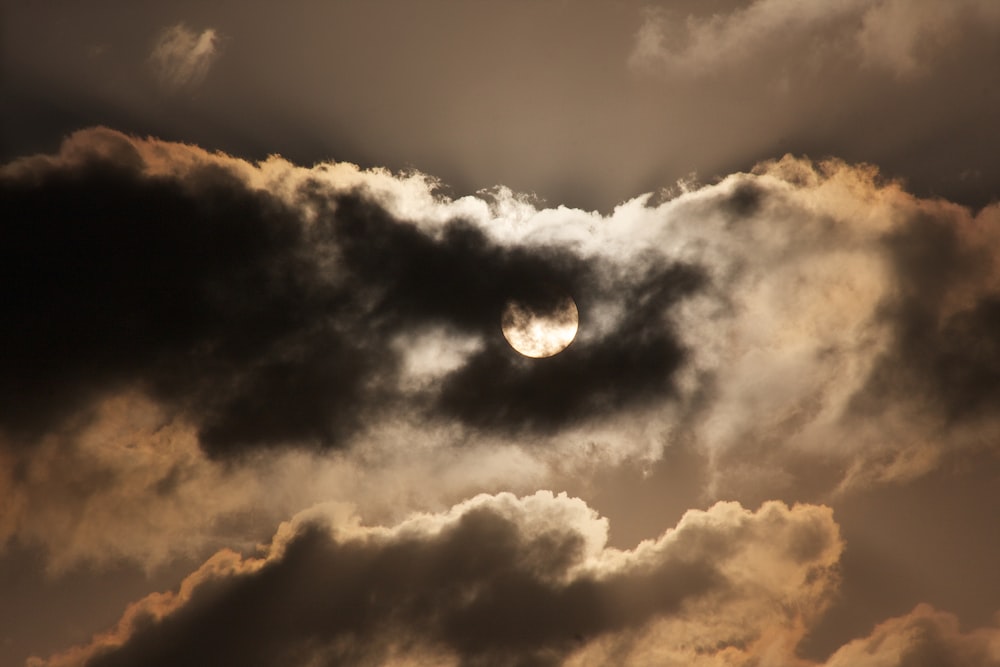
4,0 -> 998,210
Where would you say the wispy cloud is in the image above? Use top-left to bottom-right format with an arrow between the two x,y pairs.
630,0 -> 1000,78
150,23 -> 222,90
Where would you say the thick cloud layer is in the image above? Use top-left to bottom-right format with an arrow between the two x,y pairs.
4,128 -> 1000,574
0,127 -> 703,457
35,493 -> 841,667
4,4 -> 999,663
31,492 -> 1000,667
3,131 -> 1000,667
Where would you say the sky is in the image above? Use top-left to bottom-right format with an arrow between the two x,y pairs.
1,1 -> 1000,665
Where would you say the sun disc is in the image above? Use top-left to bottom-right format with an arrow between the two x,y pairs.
501,295 -> 579,358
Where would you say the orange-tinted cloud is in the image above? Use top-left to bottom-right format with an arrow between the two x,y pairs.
32,494 -> 841,667
823,604 -> 1000,667
4,128 -> 1000,576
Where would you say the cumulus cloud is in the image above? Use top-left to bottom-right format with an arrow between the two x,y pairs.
823,604 -> 1000,667
32,493 -> 842,667
615,155 -> 1000,496
631,0 -> 1000,78
0,126 -> 703,458
4,125 -> 1000,667
149,23 -> 221,90
4,127 -> 1000,572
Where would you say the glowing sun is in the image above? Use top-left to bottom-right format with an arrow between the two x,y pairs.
501,294 -> 579,358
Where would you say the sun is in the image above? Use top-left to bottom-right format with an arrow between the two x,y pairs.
501,295 -> 579,358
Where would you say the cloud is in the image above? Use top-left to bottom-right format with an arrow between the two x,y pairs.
0,389 -> 557,573
855,0 -> 1000,76
0,393 -> 280,573
631,0 -> 866,76
4,129 -> 1000,576
852,204 -> 1000,422
823,604 -> 1000,667
653,157 -> 1000,496
31,493 -> 842,667
631,0 -> 1000,78
0,127 -> 704,459
149,23 -> 221,90
4,125 -> 1000,667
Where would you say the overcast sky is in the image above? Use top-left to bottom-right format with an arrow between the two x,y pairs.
2,2 -> 1000,666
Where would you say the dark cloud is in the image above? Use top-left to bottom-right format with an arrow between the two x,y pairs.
326,193 -> 705,433
437,260 -> 703,432
320,193 -> 588,336
0,138 -> 369,455
46,494 -> 840,667
720,179 -> 766,219
4,2 -> 1000,664
0,128 -> 703,456
83,520 -> 653,667
851,208 -> 1000,424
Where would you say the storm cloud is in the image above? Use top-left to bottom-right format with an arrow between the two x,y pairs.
0,128 -> 703,457
35,493 -> 841,667
4,129 -> 1000,575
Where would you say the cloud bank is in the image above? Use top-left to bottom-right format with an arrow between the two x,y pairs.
33,493 -> 842,667
0,127 -> 702,459
34,490 -> 1000,666
3,126 -> 999,667
3,127 -> 1000,573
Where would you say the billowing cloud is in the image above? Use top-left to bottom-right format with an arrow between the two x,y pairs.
4,128 -> 1000,576
661,158 -> 1000,495
32,493 -> 842,667
631,0 -> 1000,78
149,23 -> 221,90
0,127 -> 702,459
4,4 -> 998,664
823,604 -> 1000,667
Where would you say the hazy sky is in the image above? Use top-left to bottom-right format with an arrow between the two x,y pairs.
2,2 -> 1000,666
